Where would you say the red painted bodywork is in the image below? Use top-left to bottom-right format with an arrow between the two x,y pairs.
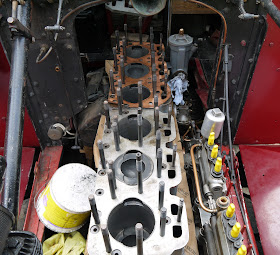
0,44 -> 39,147
24,146 -> 62,240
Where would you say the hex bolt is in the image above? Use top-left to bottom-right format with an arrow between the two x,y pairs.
139,16 -> 142,45
156,129 -> 161,154
157,148 -> 163,178
107,169 -> 116,199
136,223 -> 144,255
168,104 -> 172,127
97,140 -> 106,169
177,198 -> 184,222
138,81 -> 143,108
120,58 -> 125,84
122,37 -> 127,63
172,144 -> 177,167
88,194 -> 100,225
117,88 -> 123,115
112,122 -> 120,151
136,152 -> 143,194
155,106 -> 159,134
159,181 -> 165,210
108,160 -> 117,189
101,224 -> 112,253
109,69 -> 115,94
138,113 -> 143,147
160,207 -> 167,237
152,74 -> 157,97
115,30 -> 120,52
104,101 -> 111,129
152,63 -> 156,76
113,47 -> 118,72
124,24 -> 128,45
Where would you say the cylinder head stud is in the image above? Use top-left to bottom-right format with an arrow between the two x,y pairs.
115,30 -> 120,52
138,81 -> 143,108
139,17 -> 142,45
117,88 -> 123,115
88,194 -> 100,225
157,148 -> 163,178
177,198 -> 184,222
136,223 -> 144,255
113,47 -> 118,72
101,224 -> 112,253
156,129 -> 161,154
97,140 -> 106,169
120,58 -> 125,84
168,104 -> 172,127
155,106 -> 159,133
136,152 -> 143,194
231,222 -> 241,238
152,74 -> 157,97
172,144 -> 177,167
160,207 -> 167,237
138,113 -> 143,147
104,101 -> 111,129
107,169 -> 117,199
159,181 -> 165,210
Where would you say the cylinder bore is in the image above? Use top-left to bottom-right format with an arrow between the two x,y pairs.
114,150 -> 153,185
108,198 -> 155,247
122,84 -> 150,103
119,115 -> 151,140
127,46 -> 149,58
125,63 -> 149,79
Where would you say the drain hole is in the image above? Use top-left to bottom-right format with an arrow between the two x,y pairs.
167,155 -> 173,162
171,204 -> 178,215
122,84 -> 150,103
173,226 -> 182,238
119,115 -> 151,140
125,63 -> 149,79
164,130 -> 171,136
108,198 -> 155,247
168,170 -> 176,179
127,46 -> 149,58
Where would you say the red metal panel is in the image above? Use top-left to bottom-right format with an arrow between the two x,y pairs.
239,145 -> 280,254
235,4 -> 280,144
23,146 -> 63,240
0,44 -> 39,147
0,147 -> 35,214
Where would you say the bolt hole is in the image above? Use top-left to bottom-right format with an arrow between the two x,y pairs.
96,189 -> 104,196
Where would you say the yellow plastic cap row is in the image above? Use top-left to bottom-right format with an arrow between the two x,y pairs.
214,157 -> 222,173
211,145 -> 219,158
226,203 -> 235,218
231,222 -> 241,238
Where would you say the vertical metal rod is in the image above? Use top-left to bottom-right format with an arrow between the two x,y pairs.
172,144 -> 177,167
112,122 -> 120,151
154,94 -> 158,108
104,101 -> 111,129
151,43 -> 154,52
113,47 -> 118,72
101,224 -> 112,253
12,1 -> 18,19
138,81 -> 143,108
115,30 -> 120,52
117,88 -> 123,115
138,107 -> 142,115
167,104 -> 172,127
136,152 -> 143,194
136,223 -> 144,255
177,198 -> 184,222
124,23 -> 128,45
160,207 -> 167,237
151,50 -> 155,67
107,169 -> 116,199
160,33 -> 163,53
150,27 -> 154,46
164,73 -> 168,95
157,148 -> 163,178
122,37 -> 127,63
152,74 -> 157,97
2,1 -> 31,222
97,140 -> 106,169
159,181 -> 165,210
108,160 -> 117,189
152,63 -> 156,76
109,69 -> 115,94
113,115 -> 120,143
156,129 -> 161,154
161,51 -> 165,72
120,58 -> 125,84
139,16 -> 142,45
88,194 -> 100,224
138,113 -> 143,147
155,106 -> 159,134
118,79 -> 123,102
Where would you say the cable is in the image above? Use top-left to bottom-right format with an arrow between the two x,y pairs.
187,0 -> 228,90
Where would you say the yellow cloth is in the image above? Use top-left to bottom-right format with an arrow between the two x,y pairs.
43,232 -> 86,255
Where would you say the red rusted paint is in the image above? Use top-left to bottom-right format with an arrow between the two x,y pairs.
23,146 -> 63,240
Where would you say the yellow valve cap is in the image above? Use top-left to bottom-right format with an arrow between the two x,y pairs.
226,203 -> 235,218
211,145 -> 219,158
231,222 -> 241,238
214,157 -> 223,173
237,245 -> 247,255
208,132 -> 215,146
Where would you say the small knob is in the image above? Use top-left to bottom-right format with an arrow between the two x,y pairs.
179,28 -> 184,35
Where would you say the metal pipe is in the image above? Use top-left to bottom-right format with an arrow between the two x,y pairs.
0,156 -> 7,193
152,74 -> 157,97
136,152 -> 143,194
155,106 -> 159,134
261,0 -> 280,27
107,169 -> 116,199
112,122 -> 120,151
156,129 -> 161,154
160,207 -> 167,237
172,144 -> 177,167
138,113 -> 143,147
117,88 -> 123,115
152,63 -> 156,76
104,101 -> 111,129
138,16 -> 142,45
124,23 -> 128,45
1,1 -> 31,222
109,69 -> 115,94
97,140 -> 106,169
203,223 -> 218,255
113,47 -> 118,72
210,215 -> 221,255
120,58 -> 125,84
115,30 -> 120,52
122,37 -> 127,63
177,198 -> 184,222
167,104 -> 172,127
88,194 -> 100,224
190,144 -> 217,213
157,148 -> 162,178
138,81 -> 143,108
101,224 -> 112,253
158,181 -> 165,210
108,160 -> 117,189
136,223 -> 144,255
12,0 -> 18,19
